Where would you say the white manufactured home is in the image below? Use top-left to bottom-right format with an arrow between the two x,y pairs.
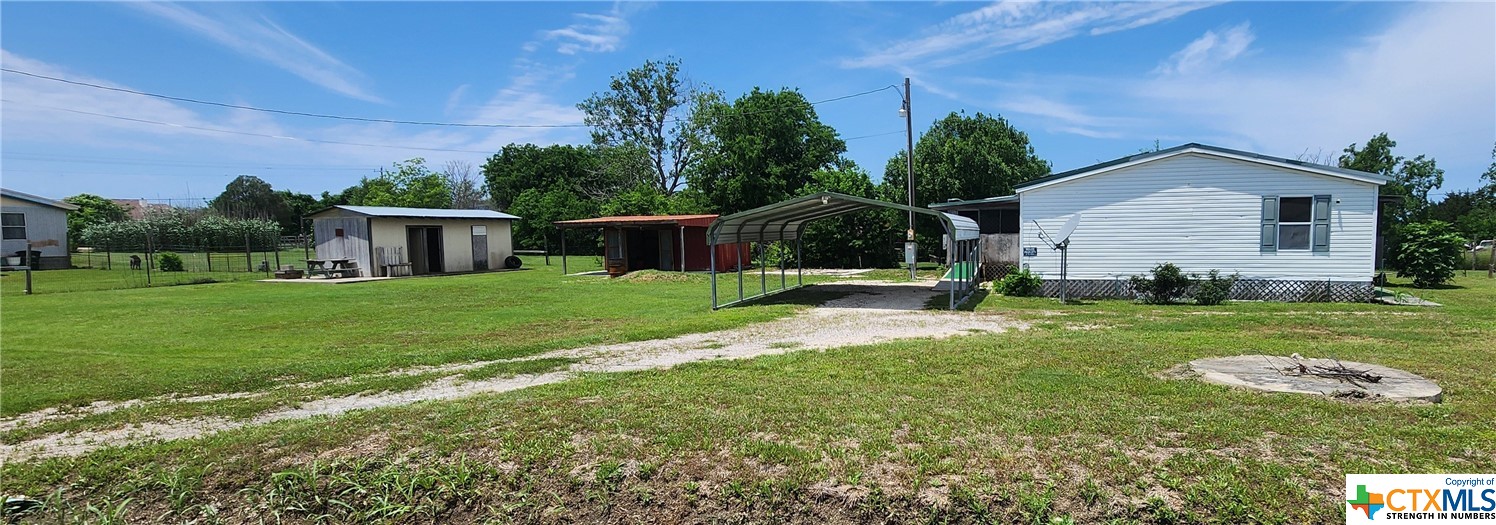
938,144 -> 1391,301
307,206 -> 518,277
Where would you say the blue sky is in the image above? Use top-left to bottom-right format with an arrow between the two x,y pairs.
2,1 -> 1492,205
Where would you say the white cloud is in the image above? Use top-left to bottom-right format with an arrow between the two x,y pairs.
126,3 -> 383,103
1132,2 -> 1494,178
1155,22 -> 1254,75
953,3 -> 1493,188
537,2 -> 651,55
843,1 -> 1216,70
0,50 -> 585,193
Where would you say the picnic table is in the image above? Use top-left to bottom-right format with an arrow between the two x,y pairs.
305,258 -> 359,278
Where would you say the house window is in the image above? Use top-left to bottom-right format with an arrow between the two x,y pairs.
1,213 -> 25,240
1278,197 -> 1312,250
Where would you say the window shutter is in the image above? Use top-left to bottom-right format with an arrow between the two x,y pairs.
1312,194 -> 1331,252
1260,196 -> 1278,253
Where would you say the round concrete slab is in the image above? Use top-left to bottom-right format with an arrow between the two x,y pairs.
1188,355 -> 1442,403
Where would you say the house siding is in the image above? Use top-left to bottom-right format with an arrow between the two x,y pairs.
1018,153 -> 1379,282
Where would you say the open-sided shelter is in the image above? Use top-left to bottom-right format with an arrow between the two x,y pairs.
553,214 -> 750,276
707,192 -> 981,309
307,206 -> 518,277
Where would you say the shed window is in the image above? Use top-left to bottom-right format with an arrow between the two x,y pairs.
1,213 -> 25,240
1278,197 -> 1312,250
334,228 -> 345,237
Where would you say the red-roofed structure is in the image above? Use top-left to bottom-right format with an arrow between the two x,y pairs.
554,215 -> 750,276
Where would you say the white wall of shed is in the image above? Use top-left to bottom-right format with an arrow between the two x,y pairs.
368,218 -> 514,274
1019,153 -> 1379,281
0,196 -> 70,257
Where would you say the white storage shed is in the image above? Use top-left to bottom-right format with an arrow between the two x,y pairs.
307,206 -> 518,277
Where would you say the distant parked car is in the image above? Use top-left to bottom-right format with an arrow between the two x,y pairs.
1473,240 -> 1493,252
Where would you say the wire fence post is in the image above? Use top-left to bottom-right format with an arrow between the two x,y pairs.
244,232 -> 252,272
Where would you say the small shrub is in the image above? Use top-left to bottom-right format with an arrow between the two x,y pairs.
994,268 -> 1042,296
1194,270 -> 1238,305
1129,263 -> 1192,304
158,252 -> 185,272
1396,221 -> 1465,288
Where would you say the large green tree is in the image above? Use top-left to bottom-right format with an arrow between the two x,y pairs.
1339,133 -> 1451,269
1338,133 -> 1401,179
62,194 -> 128,247
880,112 -> 1049,256
482,144 -> 609,252
798,161 -> 899,268
693,88 -> 846,214
483,144 -> 601,211
577,58 -> 720,195
210,175 -> 284,220
274,190 -> 319,235
330,158 -> 453,209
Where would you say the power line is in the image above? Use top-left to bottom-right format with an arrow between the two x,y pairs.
1,153 -> 376,171
2,99 -> 499,154
844,130 -> 905,141
2,68 -> 589,129
2,67 -> 898,128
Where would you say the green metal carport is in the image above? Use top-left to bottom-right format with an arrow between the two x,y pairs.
706,192 -> 982,310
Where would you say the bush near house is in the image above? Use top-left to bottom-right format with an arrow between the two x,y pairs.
1396,221 -> 1466,288
994,268 -> 1042,296
1128,263 -> 1192,304
1193,270 -> 1239,305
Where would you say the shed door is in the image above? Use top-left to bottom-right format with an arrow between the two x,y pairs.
472,225 -> 488,271
657,230 -> 673,271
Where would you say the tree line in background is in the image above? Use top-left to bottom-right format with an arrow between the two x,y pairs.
57,57 -> 1494,276
482,58 -> 1049,266
1333,133 -> 1496,285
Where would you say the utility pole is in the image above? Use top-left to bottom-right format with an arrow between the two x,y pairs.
902,77 -> 916,280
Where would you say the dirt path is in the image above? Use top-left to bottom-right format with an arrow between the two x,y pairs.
2,281 -> 1022,462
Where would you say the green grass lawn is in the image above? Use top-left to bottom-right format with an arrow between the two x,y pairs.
2,271 -> 1493,523
0,255 -> 803,417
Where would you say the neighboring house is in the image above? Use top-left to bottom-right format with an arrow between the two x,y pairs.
553,215 -> 752,276
110,198 -> 170,220
1,188 -> 80,270
307,206 -> 518,277
937,144 -> 1389,301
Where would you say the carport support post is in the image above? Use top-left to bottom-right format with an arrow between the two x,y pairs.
560,231 -> 568,275
760,243 -> 766,295
679,226 -> 686,273
796,238 -> 802,287
710,241 -> 718,308
736,243 -> 744,302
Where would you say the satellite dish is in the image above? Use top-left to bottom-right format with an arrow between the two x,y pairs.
1055,213 -> 1082,245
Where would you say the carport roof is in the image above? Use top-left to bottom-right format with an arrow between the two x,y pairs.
310,205 -> 519,220
706,192 -> 978,245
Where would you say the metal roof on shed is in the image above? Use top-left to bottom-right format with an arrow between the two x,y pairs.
1,188 -> 80,211
554,214 -> 718,229
706,192 -> 978,245
310,205 -> 519,220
